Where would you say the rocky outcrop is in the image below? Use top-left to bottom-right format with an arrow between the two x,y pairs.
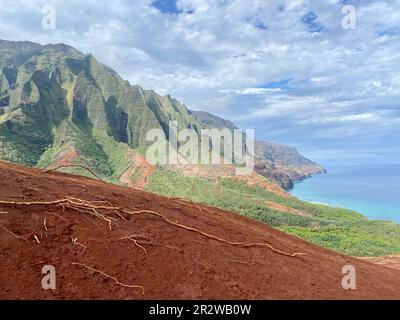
254,162 -> 295,190
254,161 -> 326,190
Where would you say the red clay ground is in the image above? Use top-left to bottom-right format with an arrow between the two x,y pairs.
0,160 -> 400,300
362,255 -> 400,271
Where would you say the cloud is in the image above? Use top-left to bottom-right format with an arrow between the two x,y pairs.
0,0 -> 399,164
301,112 -> 378,124
220,88 -> 282,95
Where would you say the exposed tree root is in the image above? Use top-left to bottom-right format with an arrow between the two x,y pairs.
120,232 -> 181,253
169,198 -> 205,213
0,197 -> 115,230
0,197 -> 305,258
33,235 -> 40,244
71,237 -> 87,255
0,198 -> 70,206
71,262 -> 145,295
65,184 -> 89,191
47,212 -> 71,223
226,259 -> 251,266
132,240 -> 147,254
191,201 -> 204,213
125,209 -> 305,258
0,223 -> 28,242
170,197 -> 219,216
45,164 -> 105,182
120,234 -> 149,254
24,187 -> 40,193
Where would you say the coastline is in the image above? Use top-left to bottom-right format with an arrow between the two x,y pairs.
290,164 -> 400,224
287,166 -> 328,191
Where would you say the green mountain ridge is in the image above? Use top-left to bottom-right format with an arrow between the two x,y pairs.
0,40 -> 203,178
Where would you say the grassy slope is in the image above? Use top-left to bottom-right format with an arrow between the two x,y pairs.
145,167 -> 400,257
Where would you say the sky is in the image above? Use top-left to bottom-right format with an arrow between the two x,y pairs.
0,0 -> 399,165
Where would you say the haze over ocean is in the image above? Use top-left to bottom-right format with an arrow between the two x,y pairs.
291,164 -> 400,223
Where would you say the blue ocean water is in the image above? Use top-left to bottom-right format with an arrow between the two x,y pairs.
290,164 -> 400,223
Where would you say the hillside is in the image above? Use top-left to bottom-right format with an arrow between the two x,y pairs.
0,39 -> 323,189
1,160 -> 400,299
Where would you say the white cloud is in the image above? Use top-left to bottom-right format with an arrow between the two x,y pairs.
302,112 -> 378,124
220,88 -> 282,95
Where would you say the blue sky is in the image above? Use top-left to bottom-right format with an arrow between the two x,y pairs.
0,0 -> 399,165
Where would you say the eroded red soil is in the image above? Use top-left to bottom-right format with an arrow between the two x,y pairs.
0,161 -> 400,300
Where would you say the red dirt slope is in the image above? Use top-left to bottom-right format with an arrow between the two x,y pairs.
0,161 -> 400,300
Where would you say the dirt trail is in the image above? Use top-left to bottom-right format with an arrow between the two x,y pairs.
1,160 -> 400,300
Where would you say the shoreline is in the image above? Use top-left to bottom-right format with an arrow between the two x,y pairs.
290,166 -> 400,225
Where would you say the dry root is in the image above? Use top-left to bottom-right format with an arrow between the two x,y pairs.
71,237 -> 87,255
0,197 -> 115,230
47,212 -> 71,223
0,222 -> 28,242
131,240 -> 147,254
191,201 -> 204,213
226,259 -> 251,266
120,232 -> 181,253
65,184 -> 89,191
33,235 -> 40,244
24,187 -> 40,193
0,197 -> 305,258
71,262 -> 144,295
120,234 -> 149,254
126,209 -> 304,257
170,197 -> 203,211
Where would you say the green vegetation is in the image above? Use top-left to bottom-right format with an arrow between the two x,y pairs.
91,129 -> 130,181
146,168 -> 400,257
0,120 -> 51,166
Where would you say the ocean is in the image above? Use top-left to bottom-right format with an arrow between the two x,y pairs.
290,164 -> 400,223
